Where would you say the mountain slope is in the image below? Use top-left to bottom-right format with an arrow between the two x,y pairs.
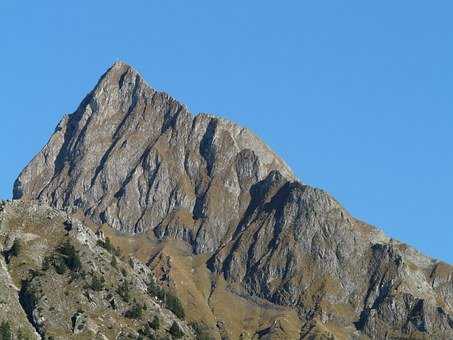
12,62 -> 453,339
0,200 -> 194,339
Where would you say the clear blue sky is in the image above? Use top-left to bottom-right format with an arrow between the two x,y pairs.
1,1 -> 452,263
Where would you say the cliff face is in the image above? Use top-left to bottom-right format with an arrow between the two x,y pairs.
14,61 -> 293,255
13,62 -> 453,339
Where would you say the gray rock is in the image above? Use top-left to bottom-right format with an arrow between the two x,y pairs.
71,311 -> 87,334
14,61 -> 294,254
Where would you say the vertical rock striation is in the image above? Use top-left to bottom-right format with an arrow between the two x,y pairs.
14,61 -> 294,254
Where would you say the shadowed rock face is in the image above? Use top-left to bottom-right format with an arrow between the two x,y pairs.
14,62 -> 453,339
209,171 -> 453,338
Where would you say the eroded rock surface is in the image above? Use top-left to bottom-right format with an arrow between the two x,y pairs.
14,61 -> 294,254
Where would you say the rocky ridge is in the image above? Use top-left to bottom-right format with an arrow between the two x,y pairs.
10,62 -> 453,339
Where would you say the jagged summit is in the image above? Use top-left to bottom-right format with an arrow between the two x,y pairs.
104,60 -> 145,84
111,60 -> 133,68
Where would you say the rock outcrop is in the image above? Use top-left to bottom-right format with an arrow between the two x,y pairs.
12,62 -> 453,339
0,200 -> 194,339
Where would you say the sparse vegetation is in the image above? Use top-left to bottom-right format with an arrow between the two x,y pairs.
138,324 -> 156,339
17,327 -> 32,340
96,237 -> 121,256
121,267 -> 128,277
88,273 -> 105,291
43,241 -> 84,278
147,278 -> 165,300
125,301 -> 144,319
111,255 -> 118,268
147,278 -> 185,319
57,240 -> 82,272
192,322 -> 214,340
166,293 -> 185,319
169,321 -> 184,338
150,315 -> 160,330
0,202 -> 211,339
0,321 -> 12,340
117,280 -> 131,302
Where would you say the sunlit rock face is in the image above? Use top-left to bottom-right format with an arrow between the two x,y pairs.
14,61 -> 294,254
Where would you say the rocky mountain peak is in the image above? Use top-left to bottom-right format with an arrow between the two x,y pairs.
10,63 -> 452,339
14,62 -> 295,253
71,61 -> 152,123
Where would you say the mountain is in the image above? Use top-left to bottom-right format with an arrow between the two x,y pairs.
6,62 -> 453,339
14,61 -> 294,255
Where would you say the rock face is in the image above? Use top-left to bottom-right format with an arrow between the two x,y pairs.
14,61 -> 294,254
209,176 -> 453,338
13,62 -> 453,339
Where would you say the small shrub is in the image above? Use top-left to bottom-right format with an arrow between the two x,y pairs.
89,274 -> 105,291
169,321 -> 184,339
147,278 -> 184,319
166,293 -> 185,319
17,327 -> 32,340
69,269 -> 85,282
117,280 -> 131,302
42,255 -> 53,271
0,320 -> 13,340
139,324 -> 156,340
147,278 -> 165,300
150,315 -> 160,330
192,322 -> 214,340
111,255 -> 117,269
57,240 -> 82,272
97,238 -> 121,256
125,302 -> 143,319
53,257 -> 67,275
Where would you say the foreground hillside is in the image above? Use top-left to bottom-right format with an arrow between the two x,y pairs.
0,200 -> 194,339
8,62 -> 453,339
